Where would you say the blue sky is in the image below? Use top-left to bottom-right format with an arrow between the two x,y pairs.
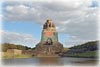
1,0 -> 99,48
2,21 -> 42,40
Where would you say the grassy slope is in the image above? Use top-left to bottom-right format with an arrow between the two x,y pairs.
62,51 -> 98,58
62,41 -> 98,58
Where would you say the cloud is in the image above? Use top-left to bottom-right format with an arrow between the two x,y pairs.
1,31 -> 38,47
63,35 -> 97,47
3,0 -> 95,22
2,0 -> 99,47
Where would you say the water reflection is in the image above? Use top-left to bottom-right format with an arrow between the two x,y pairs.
2,57 -> 98,66
37,57 -> 63,66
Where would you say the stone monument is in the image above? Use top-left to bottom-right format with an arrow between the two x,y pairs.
34,19 -> 63,57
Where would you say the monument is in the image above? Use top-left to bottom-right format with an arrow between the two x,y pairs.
34,19 -> 63,57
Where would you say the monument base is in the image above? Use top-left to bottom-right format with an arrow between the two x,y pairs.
33,42 -> 63,57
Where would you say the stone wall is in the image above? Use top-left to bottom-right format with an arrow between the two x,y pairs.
7,49 -> 22,55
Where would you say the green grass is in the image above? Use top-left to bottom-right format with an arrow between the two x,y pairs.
76,51 -> 97,57
63,51 -> 98,58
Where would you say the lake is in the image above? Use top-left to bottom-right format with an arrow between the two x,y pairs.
2,57 -> 98,66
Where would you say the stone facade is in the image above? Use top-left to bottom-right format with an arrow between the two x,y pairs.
7,49 -> 22,55
7,49 -> 35,55
22,50 -> 35,55
34,19 -> 63,57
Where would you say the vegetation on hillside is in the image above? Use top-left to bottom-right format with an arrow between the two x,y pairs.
61,41 -> 98,58
69,41 -> 98,50
1,43 -> 35,52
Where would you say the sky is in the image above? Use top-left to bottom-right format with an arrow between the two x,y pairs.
0,0 -> 99,48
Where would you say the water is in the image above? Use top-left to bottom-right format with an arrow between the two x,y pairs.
2,57 -> 98,66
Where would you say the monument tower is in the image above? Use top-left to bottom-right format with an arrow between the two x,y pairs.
41,19 -> 58,43
34,19 -> 63,57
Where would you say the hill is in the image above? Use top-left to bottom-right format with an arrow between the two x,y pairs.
1,43 -> 35,59
61,41 -> 98,58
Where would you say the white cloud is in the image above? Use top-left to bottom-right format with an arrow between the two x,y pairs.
63,35 -> 97,47
6,6 -> 13,11
1,31 -> 38,47
3,0 -> 94,22
2,0 -> 99,47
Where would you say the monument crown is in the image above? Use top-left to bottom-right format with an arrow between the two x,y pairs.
43,19 -> 55,31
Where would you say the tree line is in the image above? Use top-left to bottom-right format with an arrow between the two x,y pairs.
1,43 -> 35,52
69,41 -> 98,51
61,41 -> 98,58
